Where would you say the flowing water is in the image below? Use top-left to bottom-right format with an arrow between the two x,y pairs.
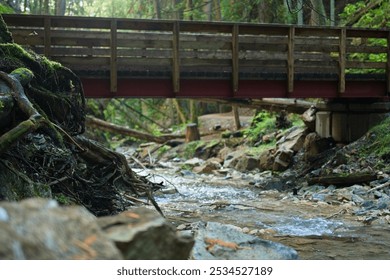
135,167 -> 390,260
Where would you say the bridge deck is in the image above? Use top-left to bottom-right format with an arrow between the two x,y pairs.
2,14 -> 390,99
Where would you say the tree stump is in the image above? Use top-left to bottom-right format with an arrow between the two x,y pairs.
185,123 -> 200,142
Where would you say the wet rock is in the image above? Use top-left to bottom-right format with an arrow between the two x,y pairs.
0,198 -> 121,260
184,157 -> 204,166
235,156 -> 259,172
190,222 -> 298,260
193,158 -> 222,174
98,207 -> 194,260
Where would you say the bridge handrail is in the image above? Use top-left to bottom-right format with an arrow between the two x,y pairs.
2,14 -> 390,96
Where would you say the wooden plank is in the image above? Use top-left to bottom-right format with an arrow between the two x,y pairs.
295,44 -> 338,53
287,26 -> 295,93
110,19 -> 118,93
339,28 -> 346,94
44,17 -> 51,57
347,45 -> 388,54
346,61 -> 387,69
232,24 -> 239,93
172,21 -> 180,93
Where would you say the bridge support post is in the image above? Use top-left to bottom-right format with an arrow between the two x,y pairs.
316,110 -> 386,143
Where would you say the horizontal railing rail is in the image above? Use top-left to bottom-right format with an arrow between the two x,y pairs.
2,14 -> 390,97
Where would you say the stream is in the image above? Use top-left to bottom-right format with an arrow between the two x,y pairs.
133,165 -> 390,260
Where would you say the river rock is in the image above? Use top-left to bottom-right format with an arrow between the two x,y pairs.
190,221 -> 298,260
276,126 -> 307,152
273,147 -> 294,171
0,198 -> 121,260
193,158 -> 222,174
258,148 -> 275,170
303,132 -> 335,162
98,207 -> 194,260
235,156 -> 259,172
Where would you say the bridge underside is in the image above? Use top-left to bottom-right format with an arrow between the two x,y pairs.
82,77 -> 387,99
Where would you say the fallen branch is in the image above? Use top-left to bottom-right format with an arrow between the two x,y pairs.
308,172 -> 377,187
86,115 -> 185,144
367,180 -> 390,194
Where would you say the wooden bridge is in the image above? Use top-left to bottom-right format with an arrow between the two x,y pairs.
2,14 -> 390,99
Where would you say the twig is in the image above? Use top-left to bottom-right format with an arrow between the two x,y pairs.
367,180 -> 390,193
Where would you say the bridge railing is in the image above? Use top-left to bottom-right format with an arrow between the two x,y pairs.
2,14 -> 390,96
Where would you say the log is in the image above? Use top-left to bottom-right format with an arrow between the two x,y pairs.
185,123 -> 200,143
308,172 -> 377,187
85,115 -> 184,144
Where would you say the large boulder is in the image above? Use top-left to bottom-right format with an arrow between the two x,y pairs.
0,198 -> 121,260
0,198 -> 194,260
98,207 -> 194,260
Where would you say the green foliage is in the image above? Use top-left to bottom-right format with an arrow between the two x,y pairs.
0,4 -> 14,14
361,117 -> 390,160
339,1 -> 389,74
54,193 -> 72,205
244,111 -> 276,141
183,140 -> 203,159
340,0 -> 390,28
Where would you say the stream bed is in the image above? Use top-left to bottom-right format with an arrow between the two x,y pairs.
134,167 -> 390,260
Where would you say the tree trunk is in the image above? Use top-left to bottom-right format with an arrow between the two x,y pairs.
310,0 -> 327,25
172,99 -> 187,124
185,123 -> 200,142
154,0 -> 161,19
213,0 -> 221,20
55,0 -> 66,16
85,115 -> 184,144
233,106 -> 241,130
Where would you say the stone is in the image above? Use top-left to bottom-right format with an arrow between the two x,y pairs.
258,148 -> 275,171
303,132 -> 334,161
277,126 -> 307,152
235,156 -> 259,172
0,198 -> 121,260
302,106 -> 317,132
184,157 -> 204,166
190,222 -> 298,260
98,207 -> 194,260
193,159 -> 221,174
273,148 -> 294,171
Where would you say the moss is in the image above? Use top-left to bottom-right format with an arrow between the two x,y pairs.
361,117 -> 390,160
0,160 -> 52,201
10,67 -> 34,85
157,145 -> 171,157
54,193 -> 72,205
183,140 -> 204,159
246,140 -> 277,156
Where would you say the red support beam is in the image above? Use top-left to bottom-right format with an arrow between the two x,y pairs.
81,78 -> 387,99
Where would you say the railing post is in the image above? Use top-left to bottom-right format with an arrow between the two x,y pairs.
387,31 -> 390,95
44,16 -> 51,58
172,21 -> 180,94
232,24 -> 239,94
110,19 -> 118,93
287,26 -> 295,94
339,27 -> 346,95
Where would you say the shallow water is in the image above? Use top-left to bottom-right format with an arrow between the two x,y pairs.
135,168 -> 390,259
